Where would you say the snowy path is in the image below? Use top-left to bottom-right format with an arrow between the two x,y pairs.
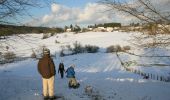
0,53 -> 170,100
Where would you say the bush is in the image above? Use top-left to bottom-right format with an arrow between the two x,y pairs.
59,49 -> 65,57
115,45 -> 122,52
122,46 -> 131,51
66,44 -> 72,51
3,52 -> 16,60
42,33 -> 55,39
51,33 -> 55,36
0,52 -> 2,61
72,42 -> 99,54
55,40 -> 60,44
31,50 -> 36,58
106,45 -> 122,53
72,41 -> 85,54
59,42 -> 99,56
42,33 -> 49,39
73,25 -> 81,33
82,28 -> 89,32
106,45 -> 116,53
85,45 -> 99,53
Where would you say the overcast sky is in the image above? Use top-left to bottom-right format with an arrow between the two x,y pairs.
24,0 -> 170,27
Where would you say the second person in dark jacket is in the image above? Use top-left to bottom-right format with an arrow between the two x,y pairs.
58,60 -> 65,78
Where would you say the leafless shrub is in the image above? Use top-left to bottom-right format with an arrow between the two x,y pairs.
100,0 -> 170,48
106,45 -> 116,53
85,45 -> 99,53
59,43 -> 99,56
3,52 -> 16,60
107,45 -> 122,53
85,85 -> 93,95
122,46 -> 131,51
31,50 -> 36,58
59,45 -> 66,57
42,33 -> 49,39
51,33 -> 55,36
55,40 -> 60,44
66,44 -> 72,51
72,41 -> 84,54
115,45 -> 122,52
59,50 -> 64,57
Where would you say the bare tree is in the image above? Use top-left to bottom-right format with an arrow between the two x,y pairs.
99,0 -> 170,73
99,0 -> 170,48
0,0 -> 54,62
0,0 -> 53,24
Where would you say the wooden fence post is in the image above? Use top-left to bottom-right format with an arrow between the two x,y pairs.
160,76 -> 162,81
153,74 -> 155,80
147,73 -> 148,78
157,75 -> 159,80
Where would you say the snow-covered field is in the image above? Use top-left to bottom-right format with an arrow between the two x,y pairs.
0,32 -> 170,100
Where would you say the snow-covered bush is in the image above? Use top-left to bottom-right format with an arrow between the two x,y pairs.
106,45 -> 122,53
85,85 -> 93,95
82,28 -> 89,32
42,33 -> 53,39
59,49 -> 65,57
51,33 -> 55,36
72,41 -> 85,54
59,43 -> 99,57
122,46 -> 131,51
72,42 -> 99,54
106,45 -> 116,53
42,33 -> 49,39
66,44 -> 72,51
30,50 -> 36,58
3,51 -> 16,60
0,52 -> 2,62
85,45 -> 99,53
55,40 -> 60,44
115,45 -> 122,52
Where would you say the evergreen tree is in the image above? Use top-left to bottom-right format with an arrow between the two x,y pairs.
73,24 -> 81,33
70,24 -> 73,31
64,26 -> 68,32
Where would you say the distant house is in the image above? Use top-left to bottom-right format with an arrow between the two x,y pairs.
93,27 -> 106,32
114,27 -> 120,30
66,28 -> 72,32
106,27 -> 114,32
88,28 -> 93,31
98,27 -> 105,30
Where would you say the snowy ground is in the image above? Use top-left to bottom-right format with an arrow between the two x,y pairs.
0,32 -> 170,100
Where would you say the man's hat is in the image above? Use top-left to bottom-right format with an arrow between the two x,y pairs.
43,48 -> 50,55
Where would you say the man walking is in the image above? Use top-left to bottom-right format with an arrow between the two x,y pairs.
38,48 -> 56,100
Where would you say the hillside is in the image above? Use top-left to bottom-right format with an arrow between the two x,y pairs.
0,31 -> 170,100
0,24 -> 63,36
